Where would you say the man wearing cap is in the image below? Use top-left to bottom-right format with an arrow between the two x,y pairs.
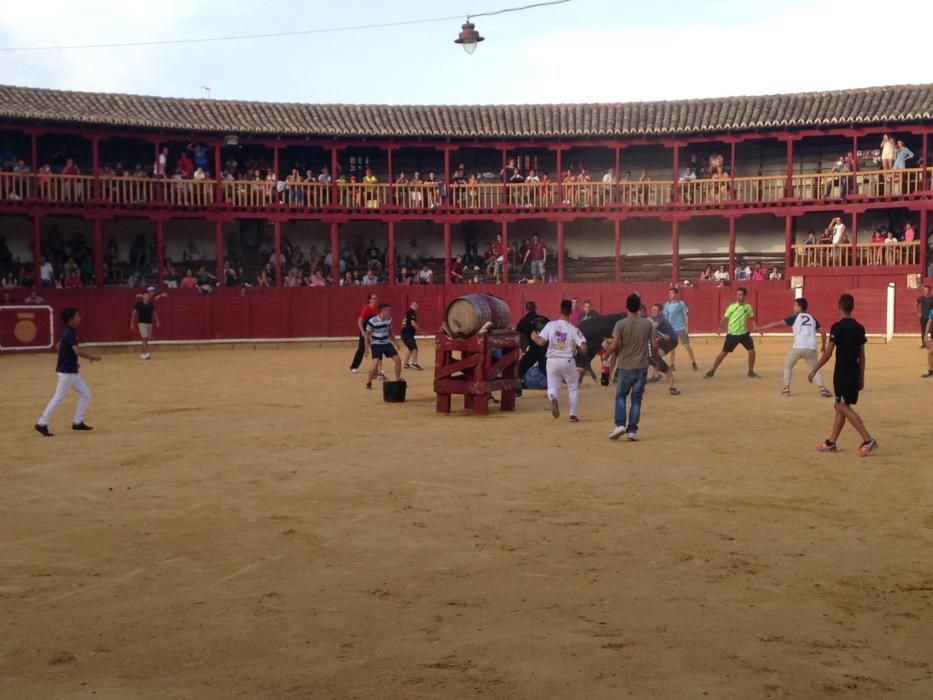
131,289 -> 160,360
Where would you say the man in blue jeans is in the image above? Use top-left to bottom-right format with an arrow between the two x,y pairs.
608,293 -> 657,441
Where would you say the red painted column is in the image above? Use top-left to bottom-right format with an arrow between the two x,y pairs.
387,221 -> 396,285
215,219 -> 225,282
272,220 -> 282,286
556,220 -> 565,283
671,219 -> 680,284
32,214 -> 41,285
501,221 -> 509,284
443,222 -> 452,285
93,218 -> 103,288
728,216 -> 737,280
785,139 -> 795,198
613,218 -> 621,283
330,222 -> 339,283
156,218 -> 165,286
91,136 -> 100,201
919,208 -> 929,277
671,144 -> 680,204
784,215 -> 794,272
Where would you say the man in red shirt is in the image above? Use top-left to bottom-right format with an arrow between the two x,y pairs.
177,152 -> 194,179
523,233 -> 547,281
450,254 -> 465,284
491,233 -> 506,283
351,293 -> 380,373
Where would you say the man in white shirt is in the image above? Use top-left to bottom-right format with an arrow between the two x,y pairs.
830,217 -> 847,265
39,256 -> 55,288
713,265 -> 730,285
735,259 -> 752,281
531,299 -> 588,422
757,297 -> 832,397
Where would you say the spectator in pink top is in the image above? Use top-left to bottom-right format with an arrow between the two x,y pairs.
752,263 -> 768,281
904,222 -> 916,242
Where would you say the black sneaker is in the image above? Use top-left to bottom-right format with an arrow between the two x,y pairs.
34,423 -> 53,437
569,415 -> 579,423
692,362 -> 698,371
365,382 -> 372,390
72,422 -> 93,431
411,363 -> 424,371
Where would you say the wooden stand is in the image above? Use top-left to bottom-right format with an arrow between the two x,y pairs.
434,330 -> 521,415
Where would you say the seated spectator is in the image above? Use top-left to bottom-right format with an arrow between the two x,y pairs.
735,259 -> 752,281
64,270 -> 83,289
308,268 -> 326,286
255,268 -> 271,287
769,266 -> 783,280
0,235 -> 12,267
450,255 -> 465,284
24,289 -> 45,304
223,260 -> 238,287
804,230 -> 817,246
284,270 -> 300,287
752,262 -> 768,281
397,265 -> 414,285
1,290 -> 12,305
163,259 -> 179,287
418,264 -> 433,285
339,271 -> 357,286
699,264 -> 712,281
365,240 -> 383,270
361,268 -> 379,285
126,269 -> 146,288
0,272 -> 17,289
179,268 -> 197,289
713,265 -> 730,286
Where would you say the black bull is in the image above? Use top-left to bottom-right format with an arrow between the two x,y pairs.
574,313 -> 625,374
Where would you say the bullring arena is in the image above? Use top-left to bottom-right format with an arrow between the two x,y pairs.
1,53 -> 933,698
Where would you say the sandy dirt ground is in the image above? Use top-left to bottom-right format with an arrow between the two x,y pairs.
1,336 -> 932,699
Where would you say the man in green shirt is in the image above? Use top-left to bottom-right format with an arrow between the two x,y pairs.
705,287 -> 761,379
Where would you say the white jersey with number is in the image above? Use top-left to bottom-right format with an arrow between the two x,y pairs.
786,312 -> 821,350
538,319 -> 585,359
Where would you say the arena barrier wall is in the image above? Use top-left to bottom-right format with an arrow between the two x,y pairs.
0,279 -> 927,353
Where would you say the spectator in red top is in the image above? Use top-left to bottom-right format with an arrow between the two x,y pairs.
490,233 -> 506,284
177,152 -> 194,179
569,296 -> 583,325
523,233 -> 547,281
450,254 -> 465,284
351,293 -> 380,373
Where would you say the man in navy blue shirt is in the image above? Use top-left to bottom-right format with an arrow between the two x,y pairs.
35,307 -> 101,437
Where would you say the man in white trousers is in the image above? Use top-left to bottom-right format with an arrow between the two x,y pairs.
531,299 -> 588,422
34,307 -> 101,437
757,297 -> 833,398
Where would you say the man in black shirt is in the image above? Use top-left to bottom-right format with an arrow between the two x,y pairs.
809,294 -> 878,456
517,301 -> 548,380
130,289 -> 160,360
401,301 -> 424,370
35,307 -> 101,436
917,285 -> 933,348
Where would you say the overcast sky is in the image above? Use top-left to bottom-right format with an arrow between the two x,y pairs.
0,0 -> 930,105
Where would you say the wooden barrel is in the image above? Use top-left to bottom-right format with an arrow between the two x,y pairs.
445,294 -> 512,337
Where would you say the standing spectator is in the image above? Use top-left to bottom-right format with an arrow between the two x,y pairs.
39,256 -> 55,288
350,293 -> 379,373
568,296 -> 583,326
607,293 -> 657,441
880,134 -> 895,170
418,264 -> 433,285
450,255 -> 465,284
523,233 -> 547,282
893,140 -> 914,169
904,222 -> 916,243
490,233 -> 506,283
580,300 -> 599,323
154,147 -> 168,178
130,289 -> 160,360
917,285 -> 933,348
177,151 -> 194,179
400,300 -> 425,370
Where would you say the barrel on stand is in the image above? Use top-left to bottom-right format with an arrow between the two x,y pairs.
445,294 -> 512,337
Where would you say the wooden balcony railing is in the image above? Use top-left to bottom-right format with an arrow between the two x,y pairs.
618,181 -> 673,207
733,175 -> 786,203
281,181 -> 331,208
792,241 -> 920,268
0,173 -> 32,200
855,167 -> 925,197
37,174 -> 94,203
506,182 -> 559,207
338,183 -> 391,209
678,177 -> 733,205
393,183 -> 443,209
449,183 -> 502,209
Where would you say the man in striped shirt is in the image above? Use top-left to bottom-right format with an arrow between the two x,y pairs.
365,303 -> 402,390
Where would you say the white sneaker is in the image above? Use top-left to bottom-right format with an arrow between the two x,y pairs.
625,432 -> 639,441
609,426 -> 626,440
144,353 -> 151,360
351,368 -> 359,374
140,353 -> 148,360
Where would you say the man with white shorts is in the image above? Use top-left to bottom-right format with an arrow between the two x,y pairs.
758,297 -> 832,397
34,307 -> 101,436
130,289 -> 160,360
531,299 -> 587,422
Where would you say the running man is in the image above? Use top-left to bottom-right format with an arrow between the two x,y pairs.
351,293 -> 379,374
531,299 -> 587,422
705,287 -> 761,379
922,305 -> 933,378
663,287 -> 697,371
364,303 -> 402,390
34,307 -> 101,436
130,289 -> 160,360
808,293 -> 878,456
401,300 -> 425,370
607,293 -> 657,441
758,297 -> 832,397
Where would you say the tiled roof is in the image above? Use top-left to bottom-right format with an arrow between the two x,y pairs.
0,83 -> 930,139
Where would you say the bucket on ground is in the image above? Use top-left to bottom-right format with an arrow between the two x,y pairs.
444,294 -> 512,337
383,379 -> 407,402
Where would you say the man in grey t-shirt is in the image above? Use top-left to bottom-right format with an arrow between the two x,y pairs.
607,293 -> 657,441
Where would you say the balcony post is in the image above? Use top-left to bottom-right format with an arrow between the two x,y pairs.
850,211 -> 858,266
31,133 -> 38,199
784,138 -> 795,198
784,215 -> 794,272
920,208 -> 928,277
387,146 -> 394,207
556,148 -> 563,205
501,220 -> 509,284
330,222 -> 339,282
93,217 -> 104,288
215,219 -> 225,283
671,219 -> 680,284
273,220 -> 282,286
443,221 -> 452,285
330,147 -> 339,207
729,216 -> 737,279
500,146 -> 508,209
387,220 -> 396,285
443,147 -> 451,205
156,218 -> 165,286
32,213 -> 41,286
91,135 -> 101,201
214,141 -> 223,205
671,144 -> 680,204
729,140 -> 737,200
851,135 -> 858,196
556,220 -> 565,283
922,133 -> 929,192
272,145 -> 280,207
614,218 -> 621,283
